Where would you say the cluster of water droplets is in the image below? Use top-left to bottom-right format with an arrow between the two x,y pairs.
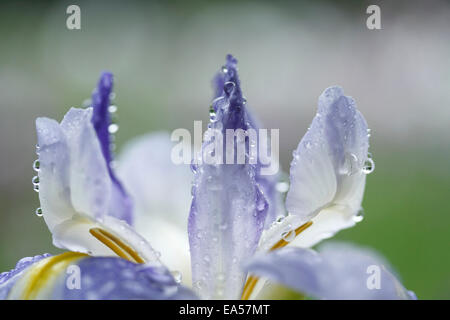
341,150 -> 375,176
32,145 -> 43,217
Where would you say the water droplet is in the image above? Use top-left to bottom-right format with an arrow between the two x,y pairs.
221,66 -> 228,73
35,207 -> 43,217
171,271 -> 182,284
108,105 -> 117,113
340,153 -> 358,176
209,105 -> 216,121
32,175 -> 39,185
362,158 -> 375,174
33,184 -> 39,192
353,208 -> 364,222
281,226 -> 295,242
109,92 -> 116,100
304,141 -> 312,149
276,181 -> 289,193
224,81 -> 235,95
33,160 -> 40,171
276,215 -> 285,224
108,123 -> 119,134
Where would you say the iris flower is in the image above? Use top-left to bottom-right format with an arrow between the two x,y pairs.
0,55 -> 414,300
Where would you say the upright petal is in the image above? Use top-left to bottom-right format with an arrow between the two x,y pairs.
4,254 -> 196,300
213,55 -> 282,229
117,132 -> 192,285
188,55 -> 268,299
35,74 -> 156,261
259,86 -> 371,250
244,242 -> 416,300
91,72 -> 133,225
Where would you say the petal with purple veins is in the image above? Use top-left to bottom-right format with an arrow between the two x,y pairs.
245,242 -> 416,300
188,55 -> 268,299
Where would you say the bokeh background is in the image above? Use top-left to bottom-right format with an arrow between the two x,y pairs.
0,0 -> 449,299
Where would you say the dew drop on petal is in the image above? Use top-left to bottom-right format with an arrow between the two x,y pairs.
108,123 -> 119,134
35,207 -> 43,217
281,226 -> 295,242
353,207 -> 365,222
32,175 -> 39,185
33,159 -> 40,172
221,66 -> 228,73
171,270 -> 182,284
223,81 -> 235,95
108,105 -> 117,113
276,181 -> 289,193
362,158 -> 375,174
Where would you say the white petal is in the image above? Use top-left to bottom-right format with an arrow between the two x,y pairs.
268,86 -> 369,248
116,132 -> 192,283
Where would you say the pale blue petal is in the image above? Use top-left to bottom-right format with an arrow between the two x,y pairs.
245,242 -> 415,300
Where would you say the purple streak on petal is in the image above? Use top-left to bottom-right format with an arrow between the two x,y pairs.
188,55 -> 268,299
91,72 -> 133,225
212,55 -> 281,229
244,242 -> 416,300
57,257 -> 197,300
0,254 -> 51,299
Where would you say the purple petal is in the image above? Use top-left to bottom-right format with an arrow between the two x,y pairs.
244,242 -> 415,300
91,72 -> 133,225
188,55 -> 268,299
56,257 -> 197,300
213,55 -> 281,229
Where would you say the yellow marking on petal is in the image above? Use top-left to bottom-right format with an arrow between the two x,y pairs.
241,221 -> 313,300
241,275 -> 258,300
270,221 -> 313,251
89,227 -> 145,264
22,252 -> 86,300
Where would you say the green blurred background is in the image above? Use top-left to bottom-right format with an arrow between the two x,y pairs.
0,0 -> 449,299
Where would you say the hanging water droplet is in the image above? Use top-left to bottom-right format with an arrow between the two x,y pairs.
33,184 -> 39,193
32,175 -> 39,185
108,123 -> 119,134
108,105 -> 117,113
35,144 -> 40,155
35,207 -> 43,217
33,159 -> 40,172
353,208 -> 364,222
224,81 -> 235,95
276,181 -> 289,193
362,158 -> 375,174
209,105 -> 217,121
171,271 -> 182,284
242,97 -> 247,105
221,66 -> 228,73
